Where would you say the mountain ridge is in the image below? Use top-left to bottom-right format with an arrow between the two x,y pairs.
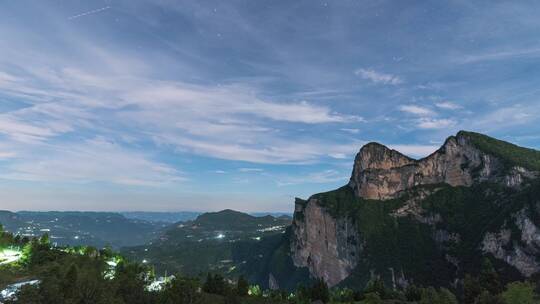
284,131 -> 540,289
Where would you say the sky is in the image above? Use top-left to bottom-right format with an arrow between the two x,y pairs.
0,0 -> 539,212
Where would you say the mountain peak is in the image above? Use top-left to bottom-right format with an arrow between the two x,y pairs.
349,131 -> 538,200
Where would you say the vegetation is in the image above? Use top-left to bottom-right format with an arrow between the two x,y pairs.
2,225 -> 540,303
459,130 -> 540,171
121,210 -> 292,288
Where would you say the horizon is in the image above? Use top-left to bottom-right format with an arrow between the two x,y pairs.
1,1 -> 540,212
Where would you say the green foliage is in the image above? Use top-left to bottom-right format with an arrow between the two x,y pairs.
478,258 -> 502,295
404,284 -> 422,302
437,288 -> 458,304
501,281 -> 539,304
203,273 -> 228,295
474,291 -> 504,304
362,292 -> 383,304
161,277 -> 202,304
313,186 -> 453,288
363,278 -> 387,299
237,275 -> 249,296
463,274 -> 483,304
460,130 -> 540,171
309,278 -> 329,303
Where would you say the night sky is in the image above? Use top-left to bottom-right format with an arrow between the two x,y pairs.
1,0 -> 539,212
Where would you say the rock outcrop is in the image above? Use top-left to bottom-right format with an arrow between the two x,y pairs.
291,198 -> 360,287
348,132 -> 508,200
482,208 -> 540,277
290,131 -> 540,287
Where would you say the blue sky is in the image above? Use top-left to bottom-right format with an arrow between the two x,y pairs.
1,0 -> 539,212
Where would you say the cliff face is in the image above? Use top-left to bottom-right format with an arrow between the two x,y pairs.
291,198 -> 360,287
290,131 -> 540,287
348,133 -> 506,200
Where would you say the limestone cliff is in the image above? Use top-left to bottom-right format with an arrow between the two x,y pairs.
291,198 -> 360,287
349,132 -> 513,200
290,131 -> 540,287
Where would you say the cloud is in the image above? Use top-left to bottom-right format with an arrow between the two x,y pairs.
471,105 -> 540,131
355,68 -> 403,85
399,105 -> 435,116
67,6 -> 110,20
0,138 -> 184,186
238,168 -> 264,172
416,118 -> 456,129
458,47 -> 540,64
0,151 -> 16,159
0,61 -> 362,166
435,101 -> 462,110
276,169 -> 349,186
340,128 -> 360,134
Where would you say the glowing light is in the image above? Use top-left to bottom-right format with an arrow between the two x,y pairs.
216,233 -> 225,239
0,248 -> 22,265
142,259 -> 148,264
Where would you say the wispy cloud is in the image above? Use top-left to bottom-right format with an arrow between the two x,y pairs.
276,169 -> 348,186
355,68 -> 403,85
67,6 -> 110,20
416,118 -> 456,130
399,105 -> 435,116
435,101 -> 462,110
238,168 -> 264,173
340,128 -> 360,134
458,47 -> 540,64
0,138 -> 184,186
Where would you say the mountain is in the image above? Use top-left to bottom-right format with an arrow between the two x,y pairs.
121,210 -> 292,279
121,211 -> 201,223
252,131 -> 540,290
0,211 -> 166,248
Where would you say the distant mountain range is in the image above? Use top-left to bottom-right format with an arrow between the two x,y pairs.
122,209 -> 293,282
121,211 -> 292,223
0,211 -> 166,249
0,210 -> 293,251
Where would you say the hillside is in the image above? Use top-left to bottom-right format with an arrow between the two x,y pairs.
249,131 -> 540,292
121,210 -> 292,284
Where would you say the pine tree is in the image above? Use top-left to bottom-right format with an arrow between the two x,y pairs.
236,275 -> 249,296
310,278 -> 329,303
479,258 -> 502,295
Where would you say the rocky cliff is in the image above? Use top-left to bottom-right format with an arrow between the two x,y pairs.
289,131 -> 540,287
348,131 -> 528,200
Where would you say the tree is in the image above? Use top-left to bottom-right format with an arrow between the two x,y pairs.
363,292 -> 383,304
479,258 -> 502,295
162,277 -> 202,304
62,263 -> 79,300
501,281 -> 539,304
202,273 -> 227,295
39,233 -> 50,246
437,288 -> 458,304
474,291 -> 504,304
405,284 -> 422,302
236,275 -> 249,296
364,278 -> 387,299
463,274 -> 482,304
309,278 -> 329,303
420,287 -> 439,304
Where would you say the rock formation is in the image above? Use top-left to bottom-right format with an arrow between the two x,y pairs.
290,131 -> 540,287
